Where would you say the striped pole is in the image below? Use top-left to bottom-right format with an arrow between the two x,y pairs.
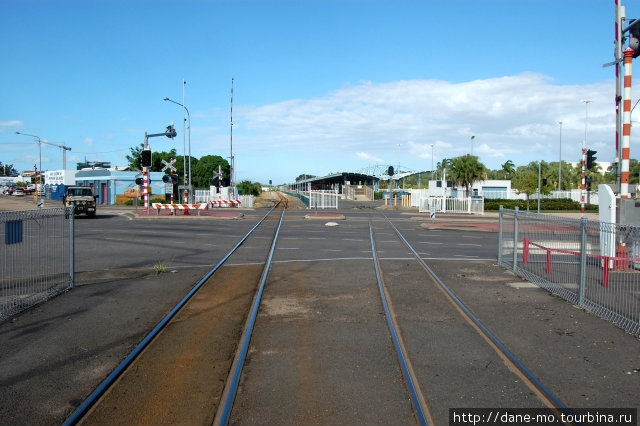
143,170 -> 149,212
615,0 -> 623,183
621,47 -> 634,198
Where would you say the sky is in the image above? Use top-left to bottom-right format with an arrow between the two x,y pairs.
0,0 -> 635,185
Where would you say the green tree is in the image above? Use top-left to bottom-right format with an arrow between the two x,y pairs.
0,161 -> 18,176
501,160 -> 515,179
436,158 -> 452,181
296,173 -> 316,182
448,154 -> 487,195
237,180 -> 262,196
126,143 -> 144,171
191,155 -> 230,188
511,161 -> 555,210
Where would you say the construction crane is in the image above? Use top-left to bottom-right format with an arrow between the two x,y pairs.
41,140 -> 72,169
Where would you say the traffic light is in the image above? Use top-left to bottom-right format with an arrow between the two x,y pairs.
388,166 -> 394,176
135,177 -> 143,185
629,19 -> 640,58
141,149 -> 152,168
162,174 -> 178,184
586,150 -> 597,170
165,124 -> 177,139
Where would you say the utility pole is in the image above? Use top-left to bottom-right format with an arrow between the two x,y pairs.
558,121 -> 562,191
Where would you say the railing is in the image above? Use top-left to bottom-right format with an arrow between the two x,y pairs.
309,190 -> 339,209
418,196 -> 484,215
1,207 -> 74,322
498,207 -> 640,337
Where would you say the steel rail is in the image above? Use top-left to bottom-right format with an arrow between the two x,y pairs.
368,216 -> 431,426
213,197 -> 287,426
63,201 -> 282,426
381,213 -> 576,420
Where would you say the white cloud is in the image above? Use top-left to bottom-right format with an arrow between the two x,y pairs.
356,152 -> 384,163
0,120 -> 23,129
235,74 -> 615,176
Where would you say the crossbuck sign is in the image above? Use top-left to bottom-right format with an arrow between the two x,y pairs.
161,158 -> 177,173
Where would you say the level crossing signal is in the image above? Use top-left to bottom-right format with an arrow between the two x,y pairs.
165,124 -> 177,139
162,174 -> 178,184
586,150 -> 597,170
141,150 -> 152,168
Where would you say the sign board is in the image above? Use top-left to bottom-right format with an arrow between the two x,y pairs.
161,158 -> 177,173
44,170 -> 76,185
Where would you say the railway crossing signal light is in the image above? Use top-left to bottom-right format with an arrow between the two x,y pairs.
165,124 -> 177,139
141,149 -> 152,168
162,174 -> 178,184
629,19 -> 640,58
586,150 -> 597,170
388,166 -> 394,176
135,177 -> 143,185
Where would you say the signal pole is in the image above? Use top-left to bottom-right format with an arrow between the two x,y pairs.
621,48 -> 634,198
230,78 -> 234,193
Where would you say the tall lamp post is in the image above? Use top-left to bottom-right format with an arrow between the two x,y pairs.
163,97 -> 191,202
15,131 -> 42,205
470,135 -> 475,155
581,100 -> 592,215
430,144 -> 435,181
558,121 -> 563,191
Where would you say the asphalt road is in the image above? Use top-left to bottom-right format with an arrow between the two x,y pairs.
0,196 -> 638,425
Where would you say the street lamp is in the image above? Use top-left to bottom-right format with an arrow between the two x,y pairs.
430,144 -> 435,181
558,121 -> 562,191
583,100 -> 592,150
581,100 -> 592,215
470,135 -> 475,155
15,131 -> 42,205
163,96 -> 191,201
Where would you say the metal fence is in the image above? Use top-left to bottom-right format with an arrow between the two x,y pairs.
309,190 -> 339,209
1,207 -> 74,321
419,196 -> 485,215
498,207 -> 640,337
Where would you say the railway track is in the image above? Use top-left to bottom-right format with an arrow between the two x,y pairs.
65,197 -> 577,425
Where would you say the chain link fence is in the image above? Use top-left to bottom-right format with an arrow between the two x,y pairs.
1,207 -> 74,321
498,207 -> 640,337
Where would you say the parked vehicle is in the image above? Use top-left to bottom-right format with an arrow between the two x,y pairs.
13,189 -> 24,196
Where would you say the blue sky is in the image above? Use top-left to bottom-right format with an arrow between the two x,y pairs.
0,0 -> 632,184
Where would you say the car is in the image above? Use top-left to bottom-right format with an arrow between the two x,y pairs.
13,189 -> 24,196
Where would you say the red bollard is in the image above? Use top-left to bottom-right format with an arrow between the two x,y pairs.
546,249 -> 551,274
523,237 -> 529,264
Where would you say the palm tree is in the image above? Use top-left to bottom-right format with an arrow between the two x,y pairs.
448,154 -> 487,196
437,158 -> 452,181
501,160 -> 515,179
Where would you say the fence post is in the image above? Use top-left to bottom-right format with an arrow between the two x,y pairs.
498,205 -> 503,265
512,206 -> 519,272
69,207 -> 75,288
578,216 -> 587,306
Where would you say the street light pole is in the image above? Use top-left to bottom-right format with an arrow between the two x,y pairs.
583,100 -> 592,150
16,131 -> 42,205
163,96 -> 191,202
558,121 -> 562,191
430,144 -> 434,181
470,135 -> 475,155
581,100 -> 592,215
